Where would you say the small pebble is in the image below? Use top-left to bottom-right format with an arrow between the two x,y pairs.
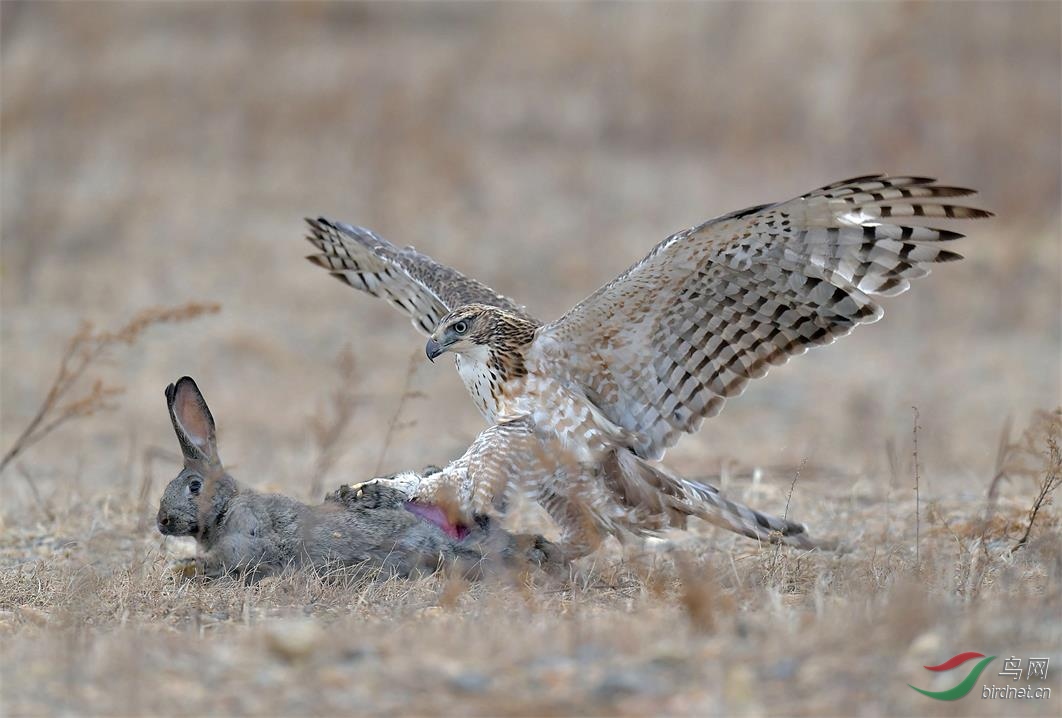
448,671 -> 492,693
265,618 -> 324,662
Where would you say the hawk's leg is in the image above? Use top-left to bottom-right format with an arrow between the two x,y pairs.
340,468 -> 438,502
538,489 -> 606,560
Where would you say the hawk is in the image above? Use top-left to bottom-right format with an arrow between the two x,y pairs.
306,175 -> 990,556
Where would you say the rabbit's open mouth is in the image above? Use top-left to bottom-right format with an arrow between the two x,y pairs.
403,501 -> 471,540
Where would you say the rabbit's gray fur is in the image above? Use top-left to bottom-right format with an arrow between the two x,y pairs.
327,482 -> 561,569
157,377 -> 561,581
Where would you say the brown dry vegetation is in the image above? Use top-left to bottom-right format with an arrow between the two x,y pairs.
1,3 -> 1059,716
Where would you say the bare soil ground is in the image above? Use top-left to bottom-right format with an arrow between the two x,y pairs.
2,3 -> 1059,716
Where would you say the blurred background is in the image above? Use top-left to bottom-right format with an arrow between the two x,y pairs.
2,1 -> 1059,511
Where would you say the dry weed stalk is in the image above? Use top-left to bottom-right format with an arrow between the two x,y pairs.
0,303 -> 220,476
766,457 -> 806,579
1012,416 -> 1062,553
307,346 -> 360,498
911,406 -> 921,570
15,463 -> 52,520
925,501 -> 983,600
987,415 -> 1014,499
988,407 -> 1062,498
373,348 -> 427,475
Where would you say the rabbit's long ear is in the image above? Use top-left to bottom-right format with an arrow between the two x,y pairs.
165,377 -> 221,468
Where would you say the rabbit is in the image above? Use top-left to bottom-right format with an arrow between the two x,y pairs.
326,481 -> 560,569
156,376 -> 562,582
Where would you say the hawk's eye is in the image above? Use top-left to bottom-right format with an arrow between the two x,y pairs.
189,478 -> 202,495
453,320 -> 469,335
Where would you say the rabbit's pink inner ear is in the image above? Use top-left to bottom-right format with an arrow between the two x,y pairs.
174,386 -> 212,451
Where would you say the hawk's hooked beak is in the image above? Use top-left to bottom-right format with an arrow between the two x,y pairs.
425,337 -> 444,363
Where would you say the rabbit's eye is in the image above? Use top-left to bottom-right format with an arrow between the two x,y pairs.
453,320 -> 468,335
189,479 -> 202,495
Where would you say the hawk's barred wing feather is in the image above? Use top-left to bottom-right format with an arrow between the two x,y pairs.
537,175 -> 992,460
305,218 -> 535,335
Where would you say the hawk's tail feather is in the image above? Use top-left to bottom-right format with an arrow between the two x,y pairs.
617,452 -> 834,550
678,477 -> 826,550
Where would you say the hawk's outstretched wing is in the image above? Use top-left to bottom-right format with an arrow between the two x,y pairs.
536,175 -> 992,460
305,218 -> 536,335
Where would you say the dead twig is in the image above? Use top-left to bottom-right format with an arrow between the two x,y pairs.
16,463 -> 53,521
781,456 -> 806,523
1012,429 -> 1062,553
766,456 -> 807,581
373,348 -> 426,475
0,302 -> 220,476
986,415 -> 1013,499
307,347 -> 360,498
990,408 -> 1062,498
912,406 -> 921,571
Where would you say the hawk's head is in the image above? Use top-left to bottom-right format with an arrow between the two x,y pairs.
425,303 -> 537,365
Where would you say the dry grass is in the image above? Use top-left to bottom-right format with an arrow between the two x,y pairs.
1,452 -> 1058,716
1,2 -> 1059,716
0,303 -> 220,475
